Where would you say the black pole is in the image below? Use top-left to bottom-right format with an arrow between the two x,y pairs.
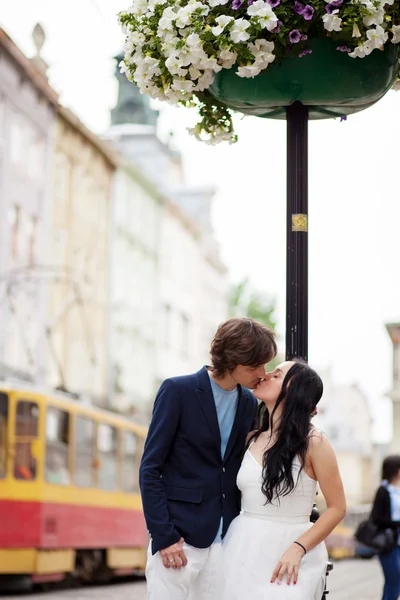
286,101 -> 308,362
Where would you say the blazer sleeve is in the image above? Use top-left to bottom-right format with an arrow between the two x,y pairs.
371,486 -> 400,529
139,378 -> 182,553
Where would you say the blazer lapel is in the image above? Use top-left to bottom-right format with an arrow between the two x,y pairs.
223,386 -> 245,465
195,367 -> 221,455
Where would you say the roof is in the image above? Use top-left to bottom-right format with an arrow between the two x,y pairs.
0,378 -> 148,435
58,105 -> 118,167
0,27 -> 59,107
0,27 -> 117,167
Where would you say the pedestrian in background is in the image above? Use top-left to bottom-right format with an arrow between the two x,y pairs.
371,455 -> 400,600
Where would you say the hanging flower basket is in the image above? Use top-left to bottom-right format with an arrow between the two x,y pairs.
119,0 -> 400,144
208,36 -> 399,120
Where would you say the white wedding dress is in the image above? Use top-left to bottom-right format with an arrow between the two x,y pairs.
222,446 -> 328,600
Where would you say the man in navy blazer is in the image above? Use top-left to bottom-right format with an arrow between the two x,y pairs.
140,317 -> 277,599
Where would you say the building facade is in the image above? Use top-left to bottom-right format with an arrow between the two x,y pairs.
46,107 -> 115,404
314,369 -> 375,506
109,157 -> 162,415
0,26 -> 57,383
106,56 -> 228,416
386,322 -> 400,453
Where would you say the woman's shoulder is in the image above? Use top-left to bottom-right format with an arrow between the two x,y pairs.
307,427 -> 325,445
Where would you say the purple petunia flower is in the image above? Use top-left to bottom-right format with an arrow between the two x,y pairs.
289,29 -> 301,43
331,0 -> 343,6
301,34 -> 308,40
299,48 -> 312,57
337,45 -> 351,52
340,115 -> 347,121
294,1 -> 304,14
232,0 -> 244,8
303,4 -> 314,19
267,0 -> 281,6
325,3 -> 335,13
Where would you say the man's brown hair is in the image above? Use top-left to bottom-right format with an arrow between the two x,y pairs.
210,318 -> 277,378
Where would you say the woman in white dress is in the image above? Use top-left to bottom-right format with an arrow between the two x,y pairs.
223,360 -> 346,600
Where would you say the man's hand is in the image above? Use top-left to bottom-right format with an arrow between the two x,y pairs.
160,537 -> 188,569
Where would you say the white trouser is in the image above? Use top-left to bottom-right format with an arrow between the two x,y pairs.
146,541 -> 223,600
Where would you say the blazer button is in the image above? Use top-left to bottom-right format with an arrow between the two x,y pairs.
222,493 -> 226,499
222,467 -> 226,473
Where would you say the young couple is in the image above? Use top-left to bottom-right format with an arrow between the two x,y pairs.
140,318 -> 346,599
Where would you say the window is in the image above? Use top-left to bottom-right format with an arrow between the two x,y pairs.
14,400 -> 39,481
28,216 -> 38,266
10,115 -> 24,165
0,393 -> 8,478
45,408 -> 70,485
122,431 -> 137,493
74,417 -> 94,488
27,132 -> 44,181
98,424 -> 117,491
9,204 -> 20,259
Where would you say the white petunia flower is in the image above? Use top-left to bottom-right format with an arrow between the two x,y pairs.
249,39 -> 275,53
212,15 -> 234,36
219,48 -> 238,68
131,0 -> 148,15
171,78 -> 195,93
230,18 -> 251,43
189,65 -> 202,79
128,31 -> 146,46
195,69 -> 215,90
119,60 -> 128,74
161,36 -> 180,55
209,0 -> 230,6
322,10 -> 342,32
247,1 -> 278,30
158,18 -> 177,35
176,6 -> 194,28
348,42 -> 373,58
166,55 -> 188,76
363,4 -> 384,26
365,25 -> 388,48
352,23 -> 361,37
392,25 -> 400,43
237,64 -> 261,77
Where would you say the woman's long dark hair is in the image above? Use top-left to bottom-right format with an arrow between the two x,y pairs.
250,360 -> 323,504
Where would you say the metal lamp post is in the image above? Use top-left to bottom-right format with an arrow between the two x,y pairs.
286,102 -> 309,362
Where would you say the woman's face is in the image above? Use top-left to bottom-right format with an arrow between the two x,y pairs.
253,361 -> 295,406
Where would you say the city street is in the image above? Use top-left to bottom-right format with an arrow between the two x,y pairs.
0,558 -> 384,600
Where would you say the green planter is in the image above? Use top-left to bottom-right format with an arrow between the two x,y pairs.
208,37 -> 399,119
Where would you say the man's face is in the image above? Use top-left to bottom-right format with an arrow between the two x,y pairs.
230,364 -> 267,390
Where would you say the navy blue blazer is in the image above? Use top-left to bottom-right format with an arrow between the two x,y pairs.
139,366 -> 257,554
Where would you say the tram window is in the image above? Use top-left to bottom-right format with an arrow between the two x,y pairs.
0,393 -> 8,478
45,408 -> 70,485
74,417 -> 94,488
98,424 -> 117,491
122,431 -> 137,493
14,400 -> 39,481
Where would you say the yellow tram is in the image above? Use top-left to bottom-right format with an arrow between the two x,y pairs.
0,381 -> 148,588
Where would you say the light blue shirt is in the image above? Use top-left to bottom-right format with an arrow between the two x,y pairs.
208,373 -> 238,543
387,483 -> 400,545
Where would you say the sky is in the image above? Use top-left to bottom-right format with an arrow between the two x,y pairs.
0,0 -> 398,442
